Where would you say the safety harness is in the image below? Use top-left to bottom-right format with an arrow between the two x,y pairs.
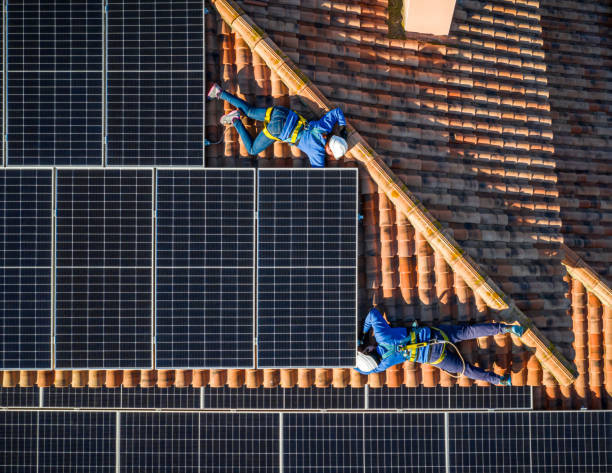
262,107 -> 307,144
380,327 -> 450,364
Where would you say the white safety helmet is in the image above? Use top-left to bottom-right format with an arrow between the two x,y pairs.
328,135 -> 348,158
356,351 -> 379,372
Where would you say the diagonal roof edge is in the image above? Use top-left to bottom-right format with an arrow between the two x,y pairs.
210,0 -> 576,386
562,244 -> 612,309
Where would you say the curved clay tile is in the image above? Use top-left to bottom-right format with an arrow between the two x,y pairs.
350,369 -> 366,388
227,369 -> 244,388
263,369 -> 279,388
2,371 -> 18,388
297,369 -> 314,388
157,370 -> 174,388
209,370 -> 227,388
174,370 -> 192,388
385,364 -> 403,388
368,372 -> 385,389
37,370 -> 53,388
332,369 -> 350,388
315,369 -> 332,388
527,353 -> 542,387
587,293 -> 603,409
19,371 -> 36,388
53,370 -> 71,388
106,370 -> 122,389
571,278 -> 589,407
88,370 -> 105,388
279,369 -> 296,389
403,362 -> 420,387
122,370 -> 140,389
246,369 -> 262,389
192,370 -> 209,388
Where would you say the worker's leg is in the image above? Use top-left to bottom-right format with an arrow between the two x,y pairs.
434,350 -> 503,385
435,323 -> 504,343
219,91 -> 267,121
232,120 -> 275,155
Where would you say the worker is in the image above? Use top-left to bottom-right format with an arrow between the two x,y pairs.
354,306 -> 525,385
207,83 -> 348,167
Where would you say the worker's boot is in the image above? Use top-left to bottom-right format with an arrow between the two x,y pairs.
207,83 -> 223,100
498,375 -> 512,386
501,324 -> 524,337
220,110 -> 241,125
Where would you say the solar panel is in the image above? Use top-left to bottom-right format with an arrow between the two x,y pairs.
55,169 -> 153,369
7,1 -> 102,165
0,411 -> 37,472
38,411 -> 116,472
0,170 -> 52,370
448,412 -> 532,473
121,412 -> 199,472
365,413 -> 446,472
106,1 -> 203,165
283,413 -> 363,472
368,385 -> 533,410
201,385 -> 365,410
530,411 -> 612,473
257,169 -> 358,368
200,413 -> 279,472
0,387 -> 40,408
156,169 -> 255,368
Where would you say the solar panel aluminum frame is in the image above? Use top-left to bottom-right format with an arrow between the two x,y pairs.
256,168 -> 359,369
53,167 -> 154,370
154,168 -> 256,370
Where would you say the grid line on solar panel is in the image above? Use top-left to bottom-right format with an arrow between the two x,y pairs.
283,413 -> 363,473
0,411 -> 38,473
155,170 -> 255,369
448,412 -> 532,473
365,413 -> 446,472
106,1 -> 203,165
530,411 -> 612,473
54,170 -> 152,369
257,169 -> 358,369
0,170 -> 52,370
7,2 -> 102,165
200,413 -> 280,472
38,411 -> 115,473
121,412 -> 199,472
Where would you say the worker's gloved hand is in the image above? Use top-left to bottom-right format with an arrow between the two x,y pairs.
338,126 -> 348,140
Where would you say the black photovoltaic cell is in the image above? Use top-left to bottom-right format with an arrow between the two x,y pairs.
0,170 -> 52,370
121,412 -> 199,472
202,386 -> 365,410
0,411 -> 37,472
38,411 -> 115,473
531,411 -> 612,473
43,386 -> 200,409
201,413 -> 279,472
369,385 -> 533,410
257,169 -> 357,368
0,387 -> 39,408
7,1 -> 102,165
156,170 -> 254,368
284,413 -> 363,473
365,413 -> 446,472
55,170 -> 152,369
106,1 -> 203,165
448,412 -> 532,473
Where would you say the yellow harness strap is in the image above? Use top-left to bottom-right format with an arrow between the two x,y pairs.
428,327 -> 450,365
262,107 -> 307,144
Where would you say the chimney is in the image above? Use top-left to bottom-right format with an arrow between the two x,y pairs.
403,0 -> 457,36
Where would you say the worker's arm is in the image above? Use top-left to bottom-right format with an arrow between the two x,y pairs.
312,108 -> 346,133
362,307 -> 390,339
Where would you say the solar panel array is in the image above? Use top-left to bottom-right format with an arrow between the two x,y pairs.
156,170 -> 255,368
106,1 -> 204,165
7,1 -> 103,165
257,169 -> 358,368
55,170 -> 153,369
0,170 -> 52,370
0,410 -> 610,471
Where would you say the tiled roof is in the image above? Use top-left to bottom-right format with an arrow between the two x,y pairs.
4,0 -> 610,410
